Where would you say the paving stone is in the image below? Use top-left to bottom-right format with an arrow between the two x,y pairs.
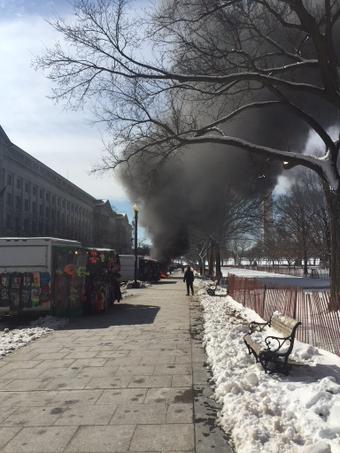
145,387 -> 193,405
33,352 -> 69,361
85,376 -> 129,389
64,351 -> 98,359
110,402 -> 166,424
1,367 -> 48,380
96,388 -> 147,405
54,404 -> 116,425
43,377 -> 91,390
75,367 -> 118,378
130,423 -> 194,451
172,374 -> 193,387
166,403 -> 193,423
154,364 -> 191,375
0,378 -> 51,392
0,427 -> 21,450
2,406 -> 62,426
36,359 -> 75,369
3,426 -> 77,452
0,360 -> 42,371
39,368 -> 81,379
71,358 -> 107,367
115,365 -> 154,376
128,375 -> 172,388
104,357 -> 142,367
65,425 -> 135,452
94,350 -> 131,358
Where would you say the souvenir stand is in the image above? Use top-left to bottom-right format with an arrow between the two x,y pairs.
0,237 -> 87,316
52,244 -> 87,317
85,248 -> 121,314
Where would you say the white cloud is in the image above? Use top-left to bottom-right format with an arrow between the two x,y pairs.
0,14 -> 128,204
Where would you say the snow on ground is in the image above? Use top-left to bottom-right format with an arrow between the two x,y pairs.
222,267 -> 330,289
221,267 -> 298,279
196,284 -> 340,453
0,316 -> 68,359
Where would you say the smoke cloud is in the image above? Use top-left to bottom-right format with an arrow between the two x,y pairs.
118,1 -> 338,262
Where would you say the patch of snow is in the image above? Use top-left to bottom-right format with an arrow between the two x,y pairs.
0,316 -> 68,359
198,287 -> 340,453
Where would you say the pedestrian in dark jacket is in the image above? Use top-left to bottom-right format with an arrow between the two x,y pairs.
183,266 -> 195,296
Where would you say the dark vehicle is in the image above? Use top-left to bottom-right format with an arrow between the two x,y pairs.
139,257 -> 161,282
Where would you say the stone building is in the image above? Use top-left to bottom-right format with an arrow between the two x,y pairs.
93,200 -> 132,252
0,125 -> 132,252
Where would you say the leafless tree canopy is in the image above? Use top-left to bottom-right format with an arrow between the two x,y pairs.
37,0 -> 340,186
37,0 -> 340,306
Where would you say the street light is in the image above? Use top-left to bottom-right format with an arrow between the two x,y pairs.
133,203 -> 139,288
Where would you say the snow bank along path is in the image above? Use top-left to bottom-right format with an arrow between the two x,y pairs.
0,316 -> 68,359
197,285 -> 340,453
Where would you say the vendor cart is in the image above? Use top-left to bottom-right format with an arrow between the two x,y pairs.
0,237 -> 87,316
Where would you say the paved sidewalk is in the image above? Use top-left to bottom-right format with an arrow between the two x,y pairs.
0,280 -> 231,452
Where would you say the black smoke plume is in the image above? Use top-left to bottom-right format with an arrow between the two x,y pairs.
119,1 -> 338,262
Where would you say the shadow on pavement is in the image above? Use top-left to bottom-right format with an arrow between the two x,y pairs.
152,280 -> 177,285
65,303 -> 160,329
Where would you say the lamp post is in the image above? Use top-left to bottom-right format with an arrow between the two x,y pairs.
133,203 -> 139,288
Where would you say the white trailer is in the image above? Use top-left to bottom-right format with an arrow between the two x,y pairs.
0,237 -> 81,273
119,254 -> 140,281
0,237 -> 84,314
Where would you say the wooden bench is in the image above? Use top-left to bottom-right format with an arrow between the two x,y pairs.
244,313 -> 301,375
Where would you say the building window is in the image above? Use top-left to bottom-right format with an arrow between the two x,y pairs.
52,195 -> 56,205
7,174 -> 12,185
39,205 -> 43,214
24,218 -> 30,231
46,192 -> 50,201
6,193 -> 12,206
16,196 -> 22,209
46,207 -> 49,216
32,202 -> 37,213
6,215 -> 11,228
40,189 -> 44,199
24,199 -> 29,211
16,178 -> 22,189
15,217 -> 21,230
25,182 -> 30,193
32,185 -> 37,196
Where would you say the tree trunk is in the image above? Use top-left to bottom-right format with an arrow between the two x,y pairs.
303,253 -> 308,276
324,187 -> 340,310
215,244 -> 221,282
208,243 -> 214,277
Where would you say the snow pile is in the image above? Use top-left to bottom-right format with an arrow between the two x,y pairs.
0,316 -> 68,358
200,293 -> 340,453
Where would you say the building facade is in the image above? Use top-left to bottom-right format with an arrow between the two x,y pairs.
0,126 -> 132,252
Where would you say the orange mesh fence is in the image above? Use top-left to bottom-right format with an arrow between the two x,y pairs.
227,274 -> 340,356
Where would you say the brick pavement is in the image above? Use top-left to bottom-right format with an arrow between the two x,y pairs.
0,279 -> 232,453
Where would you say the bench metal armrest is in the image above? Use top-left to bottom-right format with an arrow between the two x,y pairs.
264,335 -> 292,353
249,321 -> 269,334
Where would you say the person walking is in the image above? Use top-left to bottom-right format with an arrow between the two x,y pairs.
183,265 -> 195,296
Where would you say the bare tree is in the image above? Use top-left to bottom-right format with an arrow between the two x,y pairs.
274,170 -> 330,271
37,0 -> 340,308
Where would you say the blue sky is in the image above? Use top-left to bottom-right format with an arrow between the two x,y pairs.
0,0 -> 150,240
